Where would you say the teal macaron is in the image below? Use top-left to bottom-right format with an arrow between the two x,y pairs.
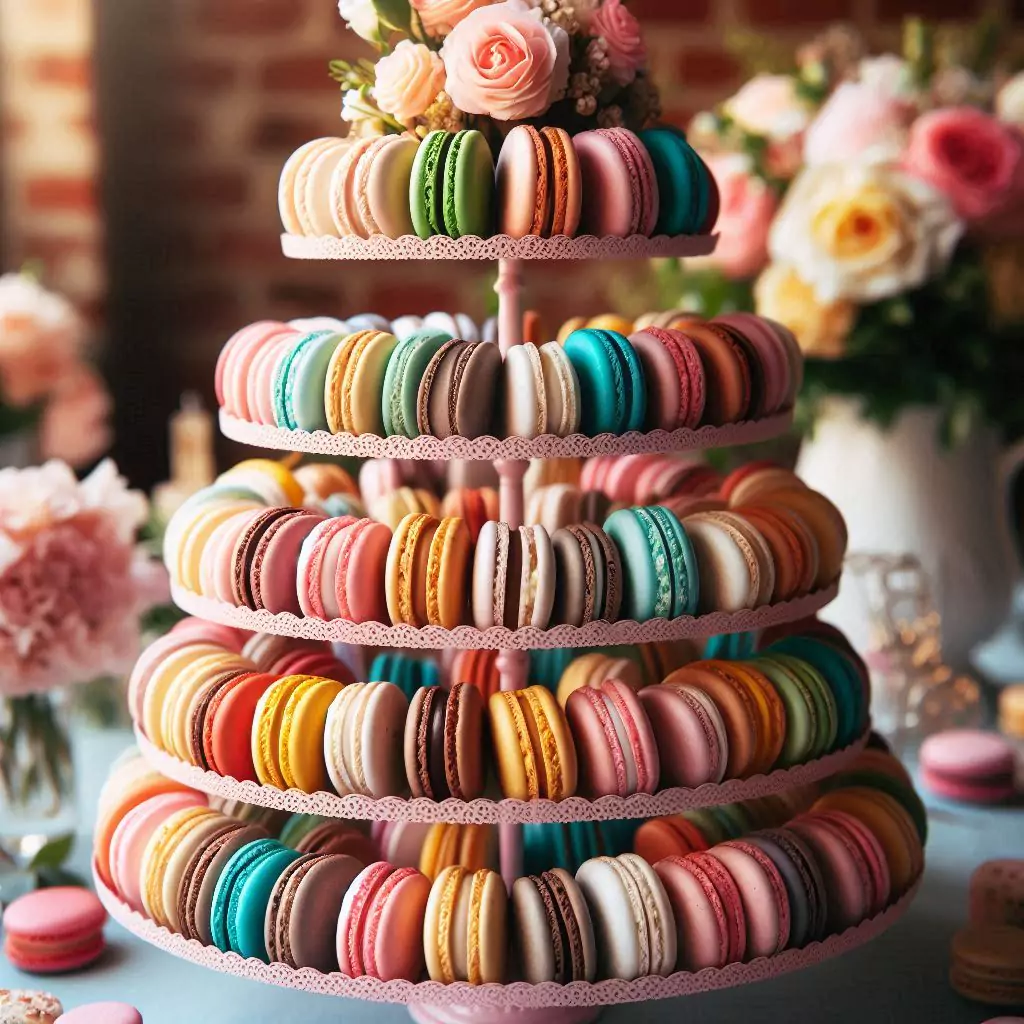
381,329 -> 451,437
640,127 -> 710,236
271,331 -> 328,430
704,631 -> 757,661
770,636 -> 863,749
564,329 -> 646,435
442,129 -> 495,239
210,838 -> 282,952
528,648 -> 576,691
278,814 -> 327,850
228,844 -> 300,960
647,504 -> 699,617
368,652 -> 439,698
285,331 -> 350,433
605,507 -> 672,622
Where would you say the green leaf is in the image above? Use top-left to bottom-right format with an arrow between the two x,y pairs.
28,833 -> 74,872
372,0 -> 412,34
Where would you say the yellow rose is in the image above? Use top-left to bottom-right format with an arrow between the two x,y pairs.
755,263 -> 855,359
769,163 -> 962,303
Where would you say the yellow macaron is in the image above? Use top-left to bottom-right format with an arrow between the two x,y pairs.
279,676 -> 344,792
142,644 -> 227,745
251,675 -> 315,789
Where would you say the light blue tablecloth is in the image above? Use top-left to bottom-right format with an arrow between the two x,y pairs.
1,728 -> 1021,1024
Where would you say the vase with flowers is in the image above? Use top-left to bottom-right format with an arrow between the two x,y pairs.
0,460 -> 163,866
659,19 -> 1024,667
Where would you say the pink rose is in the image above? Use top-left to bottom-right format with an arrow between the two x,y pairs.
441,0 -> 569,121
699,154 -> 777,279
374,41 -> 446,125
904,107 -> 1023,222
589,0 -> 646,87
410,0 -> 492,36
804,81 -> 911,166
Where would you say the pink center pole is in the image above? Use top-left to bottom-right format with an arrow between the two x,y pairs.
495,258 -> 527,894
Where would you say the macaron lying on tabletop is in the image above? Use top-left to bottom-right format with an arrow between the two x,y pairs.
2,887 -> 108,975
54,1003 -> 143,1024
919,729 -> 1018,804
497,125 -> 582,239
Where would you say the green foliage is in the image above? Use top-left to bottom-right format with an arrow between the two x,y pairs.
373,0 -> 412,35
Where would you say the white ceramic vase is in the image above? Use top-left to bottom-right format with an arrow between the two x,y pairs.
795,398 -> 1019,670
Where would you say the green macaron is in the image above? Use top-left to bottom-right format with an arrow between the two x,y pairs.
647,505 -> 700,617
442,129 -> 495,239
410,131 -> 454,238
381,328 -> 451,437
285,331 -> 349,433
773,654 -> 839,759
754,656 -> 818,768
605,507 -> 672,622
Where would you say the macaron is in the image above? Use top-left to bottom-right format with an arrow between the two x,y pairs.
404,683 -> 485,801
566,679 -> 660,798
576,853 -> 676,980
441,487 -> 499,543
640,127 -> 714,236
54,1004 -> 142,1024
278,137 -> 343,235
526,484 -> 583,536
425,516 -> 471,628
969,860 -> 1024,930
489,686 -> 578,801
264,853 -> 364,971
633,813 -> 710,864
564,329 -> 646,436
472,522 -> 556,630
203,672 -> 276,782
639,682 -> 728,787
497,125 -> 582,238
371,486 -> 441,531
2,888 -> 107,974
682,512 -> 760,614
550,523 -> 623,627
346,134 -> 418,238
417,339 -> 503,439
711,840 -> 791,958
368,651 -> 440,697
424,866 -> 507,983
919,729 -> 1018,804
325,681 -> 409,798
556,651 -> 643,707
418,823 -> 495,880
411,130 -> 495,239
628,327 -> 706,431
382,329 -> 451,437
512,868 -> 597,983
574,128 -> 659,237
385,513 -> 440,627
950,924 -> 1024,1007
337,862 -> 432,980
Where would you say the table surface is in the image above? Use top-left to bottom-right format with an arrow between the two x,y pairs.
1,728 -> 1021,1024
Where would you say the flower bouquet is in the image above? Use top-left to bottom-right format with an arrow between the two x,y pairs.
0,271 -> 112,468
0,459 -> 165,861
332,0 -> 661,142
670,20 -> 1024,445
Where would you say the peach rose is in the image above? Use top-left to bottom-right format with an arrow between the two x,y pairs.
411,0 -> 493,36
440,0 -> 569,121
804,81 -> 911,166
589,0 -> 646,87
722,74 -> 813,142
769,162 -> 962,303
697,153 -> 776,280
755,263 -> 855,359
904,107 -> 1023,222
374,41 -> 446,125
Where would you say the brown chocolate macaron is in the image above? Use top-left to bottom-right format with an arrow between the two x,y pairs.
404,683 -> 485,801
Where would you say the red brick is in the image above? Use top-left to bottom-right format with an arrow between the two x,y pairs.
251,115 -> 333,153
261,54 -> 338,92
175,57 -> 238,92
170,169 -> 249,206
677,47 -> 742,88
164,112 -> 204,147
877,0 -> 979,18
216,229 -> 286,266
741,0 -> 856,24
20,233 -> 101,263
366,280 -> 463,319
24,176 -> 97,212
26,54 -> 92,88
197,0 -> 309,34
630,0 -> 712,21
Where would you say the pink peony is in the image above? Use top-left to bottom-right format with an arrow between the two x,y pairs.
804,81 -> 912,166
374,41 -> 446,125
698,153 -> 777,280
440,0 -> 570,121
410,0 -> 493,36
903,107 -> 1023,222
0,273 -> 82,408
589,0 -> 646,87
0,459 -> 154,696
39,364 -> 112,468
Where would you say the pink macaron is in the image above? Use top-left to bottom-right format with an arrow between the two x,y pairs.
247,335 -> 293,426
574,128 -> 659,238
3,887 -> 108,974
629,328 -> 706,431
711,840 -> 791,958
654,854 -> 733,970
685,851 -> 747,964
216,320 -> 293,415
714,313 -> 791,415
335,518 -> 392,624
252,509 -> 325,615
638,683 -> 728,787
814,809 -> 891,917
109,791 -> 207,911
168,617 -> 249,650
55,1003 -> 142,1024
919,729 -> 1018,804
296,516 -> 358,619
566,679 -> 660,797
336,862 -> 431,981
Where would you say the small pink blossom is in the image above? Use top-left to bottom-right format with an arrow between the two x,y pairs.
588,0 -> 646,87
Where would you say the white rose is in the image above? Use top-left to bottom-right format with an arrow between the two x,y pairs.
338,0 -> 380,41
340,88 -> 386,136
997,71 -> 1024,125
858,55 -> 917,103
768,162 -> 963,304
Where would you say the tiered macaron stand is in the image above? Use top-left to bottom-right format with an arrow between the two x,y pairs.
101,233 -> 920,1024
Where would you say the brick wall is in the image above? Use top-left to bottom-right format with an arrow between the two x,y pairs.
0,0 -> 104,314
89,0 -> 1015,486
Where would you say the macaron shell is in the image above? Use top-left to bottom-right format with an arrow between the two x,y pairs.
288,854 -> 365,971
574,130 -> 640,238
445,130 -> 495,239
358,682 -> 409,798
712,842 -> 790,958
365,135 -> 418,238
496,125 -> 545,239
638,684 -> 725,788
279,138 -> 337,234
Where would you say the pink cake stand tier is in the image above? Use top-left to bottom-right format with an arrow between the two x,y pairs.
218,411 -> 795,461
133,726 -> 869,825
281,232 -> 717,261
94,864 -> 920,1024
170,583 -> 839,650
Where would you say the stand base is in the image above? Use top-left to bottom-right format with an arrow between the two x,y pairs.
409,1005 -> 601,1024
